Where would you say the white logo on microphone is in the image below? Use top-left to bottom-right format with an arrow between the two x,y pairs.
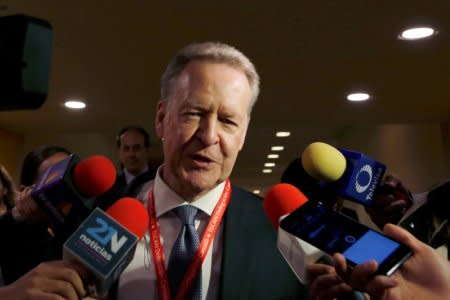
355,164 -> 373,193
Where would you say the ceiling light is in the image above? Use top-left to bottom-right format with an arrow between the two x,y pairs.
64,100 -> 86,109
271,146 -> 284,151
262,169 -> 272,174
253,189 -> 261,194
399,27 -> 435,40
347,93 -> 370,102
276,131 -> 291,137
264,162 -> 276,167
267,154 -> 279,159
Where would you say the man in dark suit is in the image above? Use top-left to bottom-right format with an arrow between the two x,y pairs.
0,41 -> 306,300
116,41 -> 307,299
99,126 -> 156,210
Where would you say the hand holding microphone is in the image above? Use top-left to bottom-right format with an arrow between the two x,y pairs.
301,142 -> 412,212
0,260 -> 87,300
11,185 -> 45,223
302,141 -> 387,207
366,174 -> 413,229
26,154 -> 116,238
64,197 -> 149,296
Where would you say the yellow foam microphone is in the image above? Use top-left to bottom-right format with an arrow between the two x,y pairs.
301,142 -> 346,182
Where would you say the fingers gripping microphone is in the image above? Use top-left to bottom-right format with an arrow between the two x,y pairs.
63,197 -> 149,296
263,183 -> 324,283
302,142 -> 386,206
31,154 -> 116,235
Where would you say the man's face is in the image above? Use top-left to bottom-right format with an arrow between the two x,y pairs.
118,130 -> 149,175
156,61 -> 252,200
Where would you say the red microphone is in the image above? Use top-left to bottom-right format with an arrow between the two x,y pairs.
263,183 -> 308,228
106,197 -> 149,239
263,183 -> 322,284
73,155 -> 116,197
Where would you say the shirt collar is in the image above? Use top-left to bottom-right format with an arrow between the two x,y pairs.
153,166 -> 226,218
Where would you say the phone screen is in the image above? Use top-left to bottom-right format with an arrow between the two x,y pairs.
280,201 -> 411,276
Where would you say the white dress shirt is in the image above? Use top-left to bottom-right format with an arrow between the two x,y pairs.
118,168 -> 225,300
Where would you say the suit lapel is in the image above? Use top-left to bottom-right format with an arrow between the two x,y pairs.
220,186 -> 256,299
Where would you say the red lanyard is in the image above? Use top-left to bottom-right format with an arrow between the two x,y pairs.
147,179 -> 231,300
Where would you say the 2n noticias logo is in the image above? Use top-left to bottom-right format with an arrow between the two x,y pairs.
79,217 -> 129,261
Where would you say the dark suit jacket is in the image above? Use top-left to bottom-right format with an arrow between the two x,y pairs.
109,184 -> 307,299
98,168 -> 156,210
220,185 -> 307,299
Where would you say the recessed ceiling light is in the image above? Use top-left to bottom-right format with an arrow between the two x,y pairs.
267,154 -> 279,159
262,169 -> 272,174
271,146 -> 284,151
264,162 -> 276,167
65,100 -> 86,109
347,93 -> 370,102
276,131 -> 291,137
399,27 -> 435,40
253,189 -> 261,194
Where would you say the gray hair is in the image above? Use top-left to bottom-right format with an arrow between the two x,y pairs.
160,42 -> 260,111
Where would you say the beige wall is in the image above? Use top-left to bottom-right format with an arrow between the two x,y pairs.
23,131 -> 117,163
22,131 -> 163,171
337,122 -> 449,193
0,128 -> 24,180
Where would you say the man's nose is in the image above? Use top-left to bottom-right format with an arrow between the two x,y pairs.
197,117 -> 219,146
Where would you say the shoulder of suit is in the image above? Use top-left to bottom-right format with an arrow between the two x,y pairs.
231,185 -> 263,201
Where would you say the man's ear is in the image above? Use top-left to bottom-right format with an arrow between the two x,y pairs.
155,100 -> 166,139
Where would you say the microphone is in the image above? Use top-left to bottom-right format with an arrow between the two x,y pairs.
31,154 -> 116,235
263,184 -> 412,299
263,183 -> 324,283
302,142 -> 386,206
280,157 -> 337,206
63,197 -> 149,296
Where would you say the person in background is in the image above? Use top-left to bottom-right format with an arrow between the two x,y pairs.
0,165 -> 16,219
365,175 -> 414,229
367,175 -> 450,254
0,164 -> 18,285
98,126 -> 156,210
0,145 -> 70,285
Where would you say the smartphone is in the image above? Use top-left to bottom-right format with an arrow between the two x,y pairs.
280,201 -> 412,276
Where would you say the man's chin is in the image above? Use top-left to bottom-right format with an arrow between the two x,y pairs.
183,172 -> 221,194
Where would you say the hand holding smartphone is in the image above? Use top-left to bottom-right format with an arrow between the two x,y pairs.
280,201 -> 412,276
